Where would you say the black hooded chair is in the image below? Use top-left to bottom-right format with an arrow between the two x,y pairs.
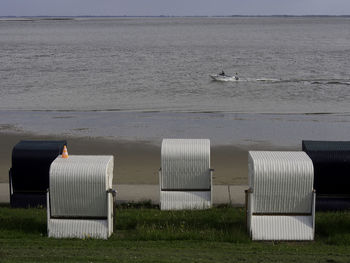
302,140 -> 350,210
9,140 -> 67,208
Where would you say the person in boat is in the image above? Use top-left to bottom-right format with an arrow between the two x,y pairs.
219,70 -> 225,76
235,72 -> 239,80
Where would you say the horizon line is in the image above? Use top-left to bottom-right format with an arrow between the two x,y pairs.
1,14 -> 350,18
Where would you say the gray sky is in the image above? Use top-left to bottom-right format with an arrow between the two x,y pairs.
1,0 -> 350,16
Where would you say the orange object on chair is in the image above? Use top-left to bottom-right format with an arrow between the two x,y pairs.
62,145 -> 69,158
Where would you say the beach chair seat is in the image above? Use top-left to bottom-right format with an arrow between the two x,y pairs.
9,140 -> 66,208
302,140 -> 350,210
47,155 -> 115,239
246,151 -> 315,241
159,139 -> 213,210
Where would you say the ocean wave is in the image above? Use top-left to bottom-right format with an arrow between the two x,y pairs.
311,80 -> 350,86
2,108 -> 350,116
275,78 -> 350,85
0,17 -> 75,22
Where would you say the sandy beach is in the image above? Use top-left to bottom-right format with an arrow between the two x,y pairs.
0,131 -> 300,186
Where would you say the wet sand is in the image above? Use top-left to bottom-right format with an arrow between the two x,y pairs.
0,132 -> 297,185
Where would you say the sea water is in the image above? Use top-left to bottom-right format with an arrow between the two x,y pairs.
0,17 -> 350,146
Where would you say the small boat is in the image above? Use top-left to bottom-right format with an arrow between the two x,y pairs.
210,74 -> 239,82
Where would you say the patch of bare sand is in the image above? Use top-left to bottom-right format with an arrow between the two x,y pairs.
0,133 -> 298,185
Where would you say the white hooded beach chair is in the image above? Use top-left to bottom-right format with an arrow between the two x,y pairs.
47,155 -> 115,239
246,151 -> 315,241
159,139 -> 213,210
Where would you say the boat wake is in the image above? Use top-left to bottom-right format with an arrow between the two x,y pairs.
210,75 -> 350,85
311,80 -> 350,86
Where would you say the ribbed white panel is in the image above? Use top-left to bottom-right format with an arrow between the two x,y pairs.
107,192 -> 113,237
48,218 -> 109,239
161,139 -> 210,189
248,151 -> 313,213
49,155 -> 114,217
160,191 -> 211,210
251,215 -> 314,241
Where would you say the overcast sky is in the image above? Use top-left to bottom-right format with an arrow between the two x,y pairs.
1,0 -> 350,17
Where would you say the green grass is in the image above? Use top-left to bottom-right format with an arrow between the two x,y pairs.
1,203 -> 350,262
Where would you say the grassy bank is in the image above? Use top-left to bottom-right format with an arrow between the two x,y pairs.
0,204 -> 350,262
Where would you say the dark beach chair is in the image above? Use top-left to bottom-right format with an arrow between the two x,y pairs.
9,140 -> 67,208
302,140 -> 350,210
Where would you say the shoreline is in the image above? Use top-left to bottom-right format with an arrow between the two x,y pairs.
1,109 -> 345,185
1,110 -> 350,149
